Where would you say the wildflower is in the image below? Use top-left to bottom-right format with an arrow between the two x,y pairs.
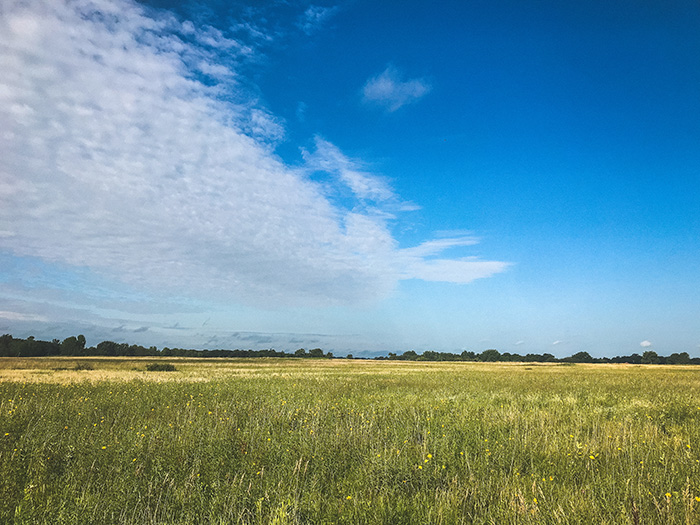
427,454 -> 432,459
101,446 -> 107,450
695,496 -> 700,502
665,493 -> 672,498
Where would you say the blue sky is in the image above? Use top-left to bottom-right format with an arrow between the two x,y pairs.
1,0 -> 699,357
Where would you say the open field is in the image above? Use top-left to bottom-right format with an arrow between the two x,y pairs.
1,358 -> 700,524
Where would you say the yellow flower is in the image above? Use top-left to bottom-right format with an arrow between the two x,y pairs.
346,496 -> 352,500
695,496 -> 700,502
665,493 -> 672,498
101,446 -> 107,450
427,454 -> 432,459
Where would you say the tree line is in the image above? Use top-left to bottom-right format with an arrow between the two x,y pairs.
379,349 -> 699,365
0,334 -> 697,364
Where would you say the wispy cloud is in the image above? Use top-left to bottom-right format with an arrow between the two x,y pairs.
640,340 -> 652,348
0,0 -> 507,315
399,237 -> 510,284
302,137 -> 397,202
0,311 -> 48,323
362,66 -> 432,112
298,5 -> 339,35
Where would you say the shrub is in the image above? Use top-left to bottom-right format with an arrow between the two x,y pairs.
145,362 -> 177,372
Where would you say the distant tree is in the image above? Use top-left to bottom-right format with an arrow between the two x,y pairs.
96,340 -> 119,356
326,352 -> 334,359
667,352 -> 690,365
564,351 -> 593,363
294,348 -> 307,358
60,336 -> 81,355
421,351 -> 440,361
0,334 -> 14,357
346,354 -> 353,359
308,348 -> 324,358
479,349 -> 501,362
641,350 -> 660,364
460,350 -> 477,361
401,350 -> 418,361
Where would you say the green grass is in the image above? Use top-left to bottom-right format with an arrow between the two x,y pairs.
1,359 -> 700,523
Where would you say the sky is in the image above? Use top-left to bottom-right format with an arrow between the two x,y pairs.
1,0 -> 699,357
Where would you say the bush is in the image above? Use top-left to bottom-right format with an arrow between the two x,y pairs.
145,362 -> 177,372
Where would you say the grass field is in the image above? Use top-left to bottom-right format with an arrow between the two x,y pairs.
1,357 -> 700,524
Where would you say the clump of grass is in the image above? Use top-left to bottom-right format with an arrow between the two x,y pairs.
145,362 -> 176,372
73,362 -> 94,371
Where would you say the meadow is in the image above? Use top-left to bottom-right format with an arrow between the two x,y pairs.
1,357 -> 699,524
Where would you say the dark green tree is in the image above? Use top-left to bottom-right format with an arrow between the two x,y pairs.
641,350 -> 660,364
308,348 -> 324,358
479,349 -> 501,362
667,352 -> 690,365
565,351 -> 593,363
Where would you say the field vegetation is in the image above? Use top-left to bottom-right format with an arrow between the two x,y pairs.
1,358 -> 700,523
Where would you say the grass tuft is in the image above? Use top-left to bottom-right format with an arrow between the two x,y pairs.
145,362 -> 177,372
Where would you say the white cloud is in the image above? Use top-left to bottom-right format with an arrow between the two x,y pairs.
399,237 -> 510,284
640,340 -> 653,348
0,0 -> 508,310
298,5 -> 338,35
552,340 -> 562,345
0,311 -> 48,322
362,66 -> 432,112
302,137 -> 396,202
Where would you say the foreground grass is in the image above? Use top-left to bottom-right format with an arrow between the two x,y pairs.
1,359 -> 700,524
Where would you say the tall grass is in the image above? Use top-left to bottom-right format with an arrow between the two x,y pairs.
1,360 -> 699,523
